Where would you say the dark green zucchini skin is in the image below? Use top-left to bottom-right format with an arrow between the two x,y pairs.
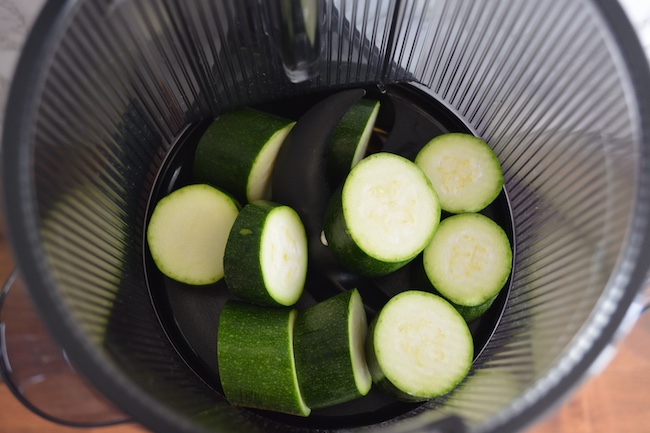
193,108 -> 295,203
217,300 -> 310,417
271,88 -> 366,276
452,296 -> 498,323
326,98 -> 380,187
223,200 -> 306,307
293,289 -> 370,408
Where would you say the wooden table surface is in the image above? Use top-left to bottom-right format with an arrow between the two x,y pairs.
1,221 -> 649,433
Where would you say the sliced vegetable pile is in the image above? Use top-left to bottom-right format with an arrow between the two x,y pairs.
146,89 -> 512,416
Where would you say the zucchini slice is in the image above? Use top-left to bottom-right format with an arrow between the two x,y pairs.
422,213 -> 512,308
415,132 -> 504,213
413,258 -> 499,323
324,152 -> 440,276
217,301 -> 310,417
193,108 -> 296,203
366,290 -> 473,400
146,184 -> 239,285
327,98 -> 380,187
224,200 -> 308,307
294,289 -> 371,408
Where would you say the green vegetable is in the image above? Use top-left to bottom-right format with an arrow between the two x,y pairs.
224,200 -> 307,307
146,184 -> 239,285
452,295 -> 498,323
422,213 -> 512,308
415,132 -> 504,213
193,108 -> 295,203
294,289 -> 371,408
366,290 -> 473,400
324,152 -> 441,276
327,98 -> 380,186
217,300 -> 310,417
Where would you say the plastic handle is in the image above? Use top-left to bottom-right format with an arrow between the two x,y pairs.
0,270 -> 130,428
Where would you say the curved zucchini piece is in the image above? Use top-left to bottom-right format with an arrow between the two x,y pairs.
193,107 -> 295,203
327,98 -> 380,187
415,132 -> 504,213
271,89 -> 366,272
366,290 -> 473,401
224,201 -> 308,307
324,152 -> 440,276
422,213 -> 512,308
294,289 -> 371,408
217,301 -> 310,416
146,184 -> 239,285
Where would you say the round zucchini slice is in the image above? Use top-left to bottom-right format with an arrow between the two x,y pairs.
415,132 -> 504,213
324,152 -> 440,276
146,184 -> 239,285
366,290 -> 473,400
423,213 -> 512,307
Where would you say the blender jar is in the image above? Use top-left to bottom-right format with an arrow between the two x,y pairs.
2,1 -> 650,432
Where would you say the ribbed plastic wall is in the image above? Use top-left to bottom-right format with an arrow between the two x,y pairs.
27,0 -> 642,432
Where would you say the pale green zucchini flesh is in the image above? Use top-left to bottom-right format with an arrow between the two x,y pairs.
146,184 -> 239,285
366,290 -> 473,400
415,132 -> 504,214
324,152 -> 441,276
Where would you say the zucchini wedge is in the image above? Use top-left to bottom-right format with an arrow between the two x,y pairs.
327,98 -> 380,187
193,108 -> 295,203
